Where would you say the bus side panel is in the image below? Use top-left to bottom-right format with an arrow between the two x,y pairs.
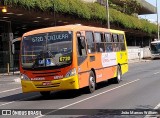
78,72 -> 90,88
98,66 -> 117,82
121,63 -> 128,75
77,54 -> 91,88
116,51 -> 128,74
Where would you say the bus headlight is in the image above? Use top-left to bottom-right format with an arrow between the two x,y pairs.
65,68 -> 76,78
20,74 -> 30,81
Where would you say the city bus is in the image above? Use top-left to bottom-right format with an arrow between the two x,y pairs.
20,25 -> 128,96
150,40 -> 160,59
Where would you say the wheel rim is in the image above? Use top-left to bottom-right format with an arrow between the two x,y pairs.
117,68 -> 121,81
89,76 -> 95,90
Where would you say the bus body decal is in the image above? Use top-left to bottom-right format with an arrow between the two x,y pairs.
101,52 -> 117,67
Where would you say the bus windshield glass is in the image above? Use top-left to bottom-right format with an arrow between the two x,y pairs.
21,31 -> 73,69
150,43 -> 160,54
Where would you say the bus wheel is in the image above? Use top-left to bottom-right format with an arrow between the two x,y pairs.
88,71 -> 96,93
40,91 -> 51,97
114,65 -> 122,84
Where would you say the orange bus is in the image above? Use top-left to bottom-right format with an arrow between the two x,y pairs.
20,25 -> 128,96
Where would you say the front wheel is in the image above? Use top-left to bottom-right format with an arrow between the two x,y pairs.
87,71 -> 96,93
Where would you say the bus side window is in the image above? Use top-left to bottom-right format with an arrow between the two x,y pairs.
86,32 -> 95,53
104,33 -> 113,52
113,34 -> 119,52
94,32 -> 105,52
119,34 -> 126,51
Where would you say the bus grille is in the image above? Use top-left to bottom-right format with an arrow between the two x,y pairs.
32,71 -> 61,78
35,83 -> 60,88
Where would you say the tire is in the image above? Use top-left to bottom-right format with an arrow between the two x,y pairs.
87,71 -> 96,93
40,91 -> 51,97
114,65 -> 122,84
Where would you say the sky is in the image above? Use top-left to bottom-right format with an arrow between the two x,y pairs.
139,0 -> 160,23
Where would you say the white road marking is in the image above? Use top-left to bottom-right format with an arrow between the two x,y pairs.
0,87 -> 22,94
154,102 -> 160,109
154,72 -> 160,75
144,102 -> 160,118
0,95 -> 40,107
35,79 -> 140,118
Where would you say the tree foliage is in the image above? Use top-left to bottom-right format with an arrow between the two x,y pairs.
109,0 -> 141,15
4,0 -> 157,34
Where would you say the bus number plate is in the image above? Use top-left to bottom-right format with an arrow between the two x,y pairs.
59,56 -> 71,62
42,81 -> 51,86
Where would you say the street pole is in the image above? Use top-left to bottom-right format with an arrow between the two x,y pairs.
156,0 -> 159,40
106,0 -> 110,29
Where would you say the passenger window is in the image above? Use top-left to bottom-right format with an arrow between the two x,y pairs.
119,34 -> 126,51
105,33 -> 113,52
94,32 -> 105,52
113,34 -> 119,52
86,32 -> 95,53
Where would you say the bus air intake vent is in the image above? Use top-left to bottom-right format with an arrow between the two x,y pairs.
32,71 -> 61,77
35,83 -> 60,88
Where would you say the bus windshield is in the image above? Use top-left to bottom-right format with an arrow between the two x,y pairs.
21,31 -> 73,69
150,43 -> 160,54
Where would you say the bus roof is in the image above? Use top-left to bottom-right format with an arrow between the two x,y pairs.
23,24 -> 125,36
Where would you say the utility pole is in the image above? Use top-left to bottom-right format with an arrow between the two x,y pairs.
105,0 -> 110,29
156,0 -> 159,40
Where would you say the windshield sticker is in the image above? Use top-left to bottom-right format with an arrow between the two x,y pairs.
59,56 -> 71,62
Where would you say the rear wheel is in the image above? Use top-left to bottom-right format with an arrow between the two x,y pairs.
87,71 -> 96,93
114,65 -> 122,84
40,91 -> 51,97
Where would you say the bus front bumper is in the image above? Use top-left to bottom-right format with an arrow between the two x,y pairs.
21,75 -> 79,93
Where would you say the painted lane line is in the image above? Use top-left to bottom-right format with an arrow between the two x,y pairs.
154,72 -> 160,75
0,94 -> 40,107
0,87 -> 22,94
154,102 -> 160,109
35,79 -> 140,118
144,102 -> 160,118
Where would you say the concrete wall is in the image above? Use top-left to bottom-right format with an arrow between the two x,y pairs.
128,46 -> 151,60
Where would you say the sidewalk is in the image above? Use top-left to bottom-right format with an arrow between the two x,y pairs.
0,72 -> 20,83
128,58 -> 151,64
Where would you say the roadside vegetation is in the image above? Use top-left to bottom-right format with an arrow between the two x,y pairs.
4,0 -> 157,34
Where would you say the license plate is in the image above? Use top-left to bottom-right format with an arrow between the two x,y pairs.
42,81 -> 51,86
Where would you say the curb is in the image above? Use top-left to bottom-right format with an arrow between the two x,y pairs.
128,59 -> 151,64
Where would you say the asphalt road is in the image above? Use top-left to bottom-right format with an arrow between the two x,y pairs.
0,59 -> 160,118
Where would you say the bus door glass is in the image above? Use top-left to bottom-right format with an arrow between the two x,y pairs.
77,32 -> 87,65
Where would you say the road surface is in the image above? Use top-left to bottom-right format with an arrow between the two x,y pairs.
0,59 -> 160,118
